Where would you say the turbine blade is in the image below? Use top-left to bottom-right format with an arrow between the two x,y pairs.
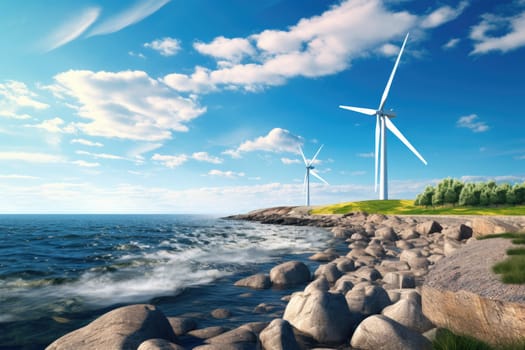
298,145 -> 308,165
375,116 -> 380,192
339,105 -> 376,116
310,170 -> 329,185
379,33 -> 409,111
303,171 -> 308,193
310,144 -> 324,166
385,117 -> 427,165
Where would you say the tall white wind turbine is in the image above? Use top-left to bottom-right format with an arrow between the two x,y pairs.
339,33 -> 427,200
299,145 -> 329,206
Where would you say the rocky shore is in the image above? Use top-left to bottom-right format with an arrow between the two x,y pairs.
46,207 -> 525,350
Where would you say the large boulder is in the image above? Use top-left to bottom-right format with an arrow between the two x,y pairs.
46,304 -> 177,350
314,263 -> 342,283
423,237 -> 525,346
234,273 -> 271,289
205,326 -> 257,348
137,339 -> 184,350
350,315 -> 432,350
259,319 -> 300,350
382,298 -> 433,333
416,221 -> 442,236
270,261 -> 311,287
471,218 -> 520,237
283,290 -> 355,344
168,317 -> 197,336
442,224 -> 473,241
345,285 -> 391,318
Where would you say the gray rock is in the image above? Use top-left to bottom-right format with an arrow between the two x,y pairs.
270,261 -> 311,287
188,326 -> 229,339
398,228 -> 419,240
396,240 -> 415,250
314,263 -> 342,283
240,322 -> 269,335
380,260 -> 410,272
205,326 -> 256,345
442,224 -> 473,241
259,319 -> 300,350
194,344 -> 256,350
382,298 -> 434,333
211,308 -> 231,319
375,226 -> 397,241
365,243 -> 386,258
137,339 -> 185,350
350,315 -> 432,350
283,290 -> 355,344
383,271 -> 416,289
331,226 -> 354,238
333,257 -> 355,272
309,251 -> 339,262
234,273 -> 271,289
354,266 -> 381,281
331,275 -> 355,295
45,304 -> 176,350
416,221 -> 442,236
444,238 -> 462,256
346,285 -> 391,317
168,317 -> 197,336
304,276 -> 330,293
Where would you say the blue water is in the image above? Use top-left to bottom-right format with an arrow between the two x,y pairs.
0,215 -> 336,349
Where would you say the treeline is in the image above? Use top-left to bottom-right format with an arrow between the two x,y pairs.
415,178 -> 525,207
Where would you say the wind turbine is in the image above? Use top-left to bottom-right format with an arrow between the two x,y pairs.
339,33 -> 427,200
299,145 -> 329,206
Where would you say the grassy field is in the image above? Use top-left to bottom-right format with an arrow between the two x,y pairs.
310,200 -> 525,216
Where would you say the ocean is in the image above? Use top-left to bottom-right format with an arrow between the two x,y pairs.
0,214 -> 337,349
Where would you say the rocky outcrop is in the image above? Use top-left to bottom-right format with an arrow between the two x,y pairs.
234,273 -> 271,289
350,315 -> 432,350
422,237 -> 525,346
45,304 -> 177,350
471,217 -> 521,237
283,290 -> 355,344
259,319 -> 300,350
269,261 -> 311,287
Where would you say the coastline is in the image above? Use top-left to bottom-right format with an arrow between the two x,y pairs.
45,208 -> 525,349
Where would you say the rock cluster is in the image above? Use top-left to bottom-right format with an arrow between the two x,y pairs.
47,208 -> 525,349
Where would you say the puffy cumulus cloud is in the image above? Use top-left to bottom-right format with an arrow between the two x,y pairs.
192,152 -> 223,164
165,0 -> 418,92
224,128 -> 303,158
194,37 -> 255,62
378,43 -> 400,57
151,153 -> 188,168
51,70 -> 206,141
0,80 -> 49,119
456,114 -> 489,133
420,1 -> 469,29
144,37 -> 181,56
71,138 -> 104,147
207,169 -> 245,178
24,117 -> 76,133
470,11 -> 525,55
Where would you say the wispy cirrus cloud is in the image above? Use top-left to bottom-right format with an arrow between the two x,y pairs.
357,152 -> 374,158
456,114 -> 489,133
223,128 -> 303,158
71,139 -> 104,147
0,152 -> 64,163
88,0 -> 170,37
470,11 -> 525,55
76,150 -> 127,160
208,169 -> 245,179
24,117 -> 75,133
41,7 -> 100,52
443,38 -> 460,50
281,157 -> 301,165
192,152 -> 223,164
0,174 -> 40,180
0,80 -> 49,119
71,160 -> 101,168
420,1 -> 469,29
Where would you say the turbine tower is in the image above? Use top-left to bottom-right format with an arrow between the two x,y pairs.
299,145 -> 328,206
339,33 -> 427,200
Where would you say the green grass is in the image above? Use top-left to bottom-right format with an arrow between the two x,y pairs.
310,199 -> 525,216
433,329 -> 525,350
478,233 -> 525,284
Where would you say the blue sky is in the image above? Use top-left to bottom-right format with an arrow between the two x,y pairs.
0,0 -> 524,213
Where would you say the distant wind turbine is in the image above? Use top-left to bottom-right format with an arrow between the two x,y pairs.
339,33 -> 427,200
299,145 -> 329,206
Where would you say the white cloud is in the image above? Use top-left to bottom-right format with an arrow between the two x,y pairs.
443,38 -> 460,50
460,175 -> 525,183
420,1 -> 469,29
470,11 -> 525,55
71,160 -> 100,168
192,152 -> 223,164
194,36 -> 255,62
128,51 -> 146,59
224,128 -> 303,158
76,150 -> 126,160
281,157 -> 301,165
41,7 -> 100,51
0,174 -> 39,180
378,43 -> 400,57
456,114 -> 489,133
127,143 -> 163,159
0,152 -> 64,163
145,37 -> 181,56
357,152 -> 374,158
51,70 -> 206,141
208,169 -> 245,178
151,153 -> 188,168
165,0 -> 418,93
71,138 -> 104,147
0,80 -> 49,119
24,117 -> 75,133
88,0 -> 170,36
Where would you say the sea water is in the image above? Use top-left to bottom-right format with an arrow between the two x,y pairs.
0,214 -> 336,349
